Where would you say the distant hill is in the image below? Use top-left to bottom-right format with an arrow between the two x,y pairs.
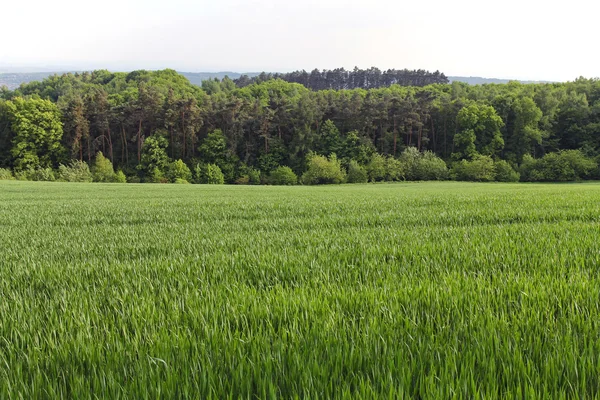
0,72 -> 78,90
0,71 -> 554,90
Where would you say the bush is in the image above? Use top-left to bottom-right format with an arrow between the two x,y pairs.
494,160 -> 520,182
520,150 -> 597,182
385,157 -> 405,181
234,167 -> 261,185
195,163 -> 225,184
451,156 -> 496,182
146,167 -> 168,183
248,168 -> 261,185
0,168 -> 14,180
414,151 -> 449,180
269,166 -> 298,185
346,160 -> 368,183
14,167 -> 56,181
127,175 -> 141,183
301,153 -> 346,185
366,153 -> 386,182
114,170 -> 127,183
92,152 -> 118,182
30,167 -> 56,182
398,147 -> 421,180
58,161 -> 93,182
167,159 -> 192,183
174,178 -> 190,184
235,175 -> 250,185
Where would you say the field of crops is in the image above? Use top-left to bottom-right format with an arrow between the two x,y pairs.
1,181 -> 600,398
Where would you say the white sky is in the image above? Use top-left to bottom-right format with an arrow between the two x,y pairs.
1,0 -> 598,81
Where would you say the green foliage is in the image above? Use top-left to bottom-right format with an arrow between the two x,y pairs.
346,160 -> 368,183
57,160 -> 93,182
198,129 -> 236,182
92,152 -> 118,182
146,167 -> 168,183
114,170 -> 127,183
319,120 -> 343,156
3,69 -> 600,184
385,157 -> 405,181
167,159 -> 192,183
269,166 -> 298,185
456,103 -> 504,158
301,153 -> 346,185
520,150 -> 597,182
174,178 -> 190,184
14,167 -> 56,182
452,129 -> 478,161
248,168 -> 261,185
4,97 -> 64,171
0,168 -> 14,180
451,155 -> 496,182
198,130 -> 227,163
414,151 -> 449,181
139,132 -> 170,179
400,147 -> 448,181
366,153 -> 386,182
195,163 -> 225,184
494,160 -> 520,182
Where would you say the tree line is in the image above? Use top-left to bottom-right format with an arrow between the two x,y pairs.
233,67 -> 449,90
0,68 -> 599,184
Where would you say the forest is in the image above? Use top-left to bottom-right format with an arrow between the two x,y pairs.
0,68 -> 599,184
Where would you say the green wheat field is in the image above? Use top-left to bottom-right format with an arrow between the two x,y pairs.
1,181 -> 600,398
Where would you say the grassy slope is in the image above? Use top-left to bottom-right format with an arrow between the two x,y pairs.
1,181 -> 599,398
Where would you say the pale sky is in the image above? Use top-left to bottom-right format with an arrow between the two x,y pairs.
1,0 -> 598,81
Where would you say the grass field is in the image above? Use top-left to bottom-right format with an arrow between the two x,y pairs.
1,181 -> 600,398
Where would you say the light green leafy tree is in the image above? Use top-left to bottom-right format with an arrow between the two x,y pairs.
5,97 -> 64,171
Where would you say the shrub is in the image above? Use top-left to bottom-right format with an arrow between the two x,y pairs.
269,166 -> 298,185
399,147 -> 421,180
114,170 -> 127,183
167,159 -> 192,183
385,157 -> 405,181
301,153 -> 346,185
58,161 -> 93,182
0,168 -> 14,180
494,160 -> 520,182
174,178 -> 190,184
92,152 -> 118,182
346,160 -> 368,183
520,150 -> 597,182
127,175 -> 141,183
235,175 -> 250,185
451,156 -> 496,182
366,153 -> 386,182
30,167 -> 56,182
414,151 -> 449,181
248,168 -> 261,185
13,167 -> 56,182
146,167 -> 168,183
195,163 -> 225,184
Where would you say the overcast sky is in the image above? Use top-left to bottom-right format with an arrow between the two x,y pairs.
1,0 -> 598,81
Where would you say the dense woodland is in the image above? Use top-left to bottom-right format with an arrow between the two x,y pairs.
0,68 -> 599,184
233,67 -> 449,90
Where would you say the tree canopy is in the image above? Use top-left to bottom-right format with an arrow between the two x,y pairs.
1,69 -> 599,183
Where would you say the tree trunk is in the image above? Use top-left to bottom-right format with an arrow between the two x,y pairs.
107,127 -> 114,162
393,117 -> 397,156
431,117 -> 436,153
181,111 -> 186,159
137,119 -> 142,163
